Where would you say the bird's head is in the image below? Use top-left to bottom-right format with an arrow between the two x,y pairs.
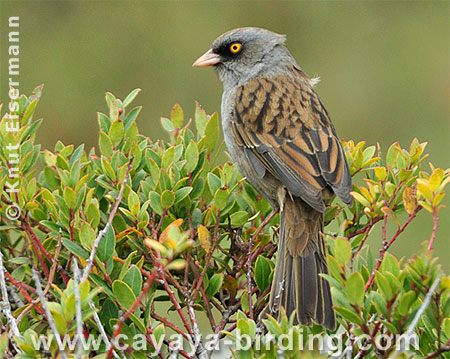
193,27 -> 294,88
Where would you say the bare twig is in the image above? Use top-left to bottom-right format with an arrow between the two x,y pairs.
32,268 -> 68,359
0,251 -> 22,356
353,314 -> 379,359
7,284 -> 24,308
187,257 -> 218,329
89,301 -> 123,359
186,299 -> 208,359
169,344 -> 180,359
207,303 -> 241,358
82,156 -> 133,282
246,234 -> 254,320
72,258 -> 83,359
6,271 -> 46,321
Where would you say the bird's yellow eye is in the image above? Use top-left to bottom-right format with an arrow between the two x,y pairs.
229,42 -> 242,54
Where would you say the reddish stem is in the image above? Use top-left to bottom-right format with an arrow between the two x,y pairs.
365,206 -> 421,291
5,271 -> 45,315
157,267 -> 194,336
427,209 -> 438,252
151,311 -> 190,339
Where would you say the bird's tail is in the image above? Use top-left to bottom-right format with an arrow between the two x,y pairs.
267,195 -> 335,330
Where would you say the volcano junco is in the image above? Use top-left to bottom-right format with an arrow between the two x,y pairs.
193,27 -> 353,330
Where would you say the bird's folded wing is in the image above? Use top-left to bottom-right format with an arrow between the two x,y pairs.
231,74 -> 353,212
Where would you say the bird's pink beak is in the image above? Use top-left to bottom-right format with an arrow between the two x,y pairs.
192,49 -> 222,67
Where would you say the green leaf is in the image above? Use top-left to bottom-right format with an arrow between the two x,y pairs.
161,190 -> 175,209
44,167 -> 60,190
153,323 -> 166,347
161,146 -> 175,169
129,312 -> 146,334
80,221 -> 96,250
99,132 -> 113,157
386,143 -> 399,168
174,187 -> 192,204
237,318 -> 251,336
49,308 -> 67,334
86,203 -> 100,227
124,106 -> 141,132
109,119 -> 124,146
207,173 -> 221,195
195,102 -> 208,137
263,315 -> 283,337
106,92 -> 118,119
327,255 -> 344,284
334,306 -> 362,325
374,166 -> 387,181
97,112 -> 110,132
384,272 -> 403,293
203,113 -> 219,152
64,294 -> 76,322
128,190 -> 140,216
101,158 -> 116,182
98,226 -> 115,263
0,333 -> 9,355
255,256 -> 272,292
21,118 -> 43,140
230,211 -> 249,227
214,188 -> 229,210
206,273 -> 223,297
123,265 -> 142,297
98,299 -> 118,333
334,238 -> 352,266
8,257 -> 31,265
123,88 -> 141,108
161,117 -> 174,132
166,259 -> 186,271
22,98 -> 39,124
375,272 -> 393,300
241,292 -> 249,313
62,238 -> 89,259
351,191 -> 371,207
345,272 -> 365,305
381,253 -> 400,277
90,274 -> 114,299
112,280 -> 136,310
397,290 -> 416,316
64,187 -> 77,209
184,141 -> 199,172
171,103 -> 184,128
149,191 -> 164,215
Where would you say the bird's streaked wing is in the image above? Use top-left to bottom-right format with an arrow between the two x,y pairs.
231,72 -> 353,212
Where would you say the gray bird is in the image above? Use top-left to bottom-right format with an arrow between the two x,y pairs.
193,27 -> 353,330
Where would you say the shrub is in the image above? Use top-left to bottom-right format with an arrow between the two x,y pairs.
0,86 -> 449,359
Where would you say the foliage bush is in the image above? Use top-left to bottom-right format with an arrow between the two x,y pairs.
0,86 -> 449,359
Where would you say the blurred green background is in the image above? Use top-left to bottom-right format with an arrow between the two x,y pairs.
1,1 -> 448,271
